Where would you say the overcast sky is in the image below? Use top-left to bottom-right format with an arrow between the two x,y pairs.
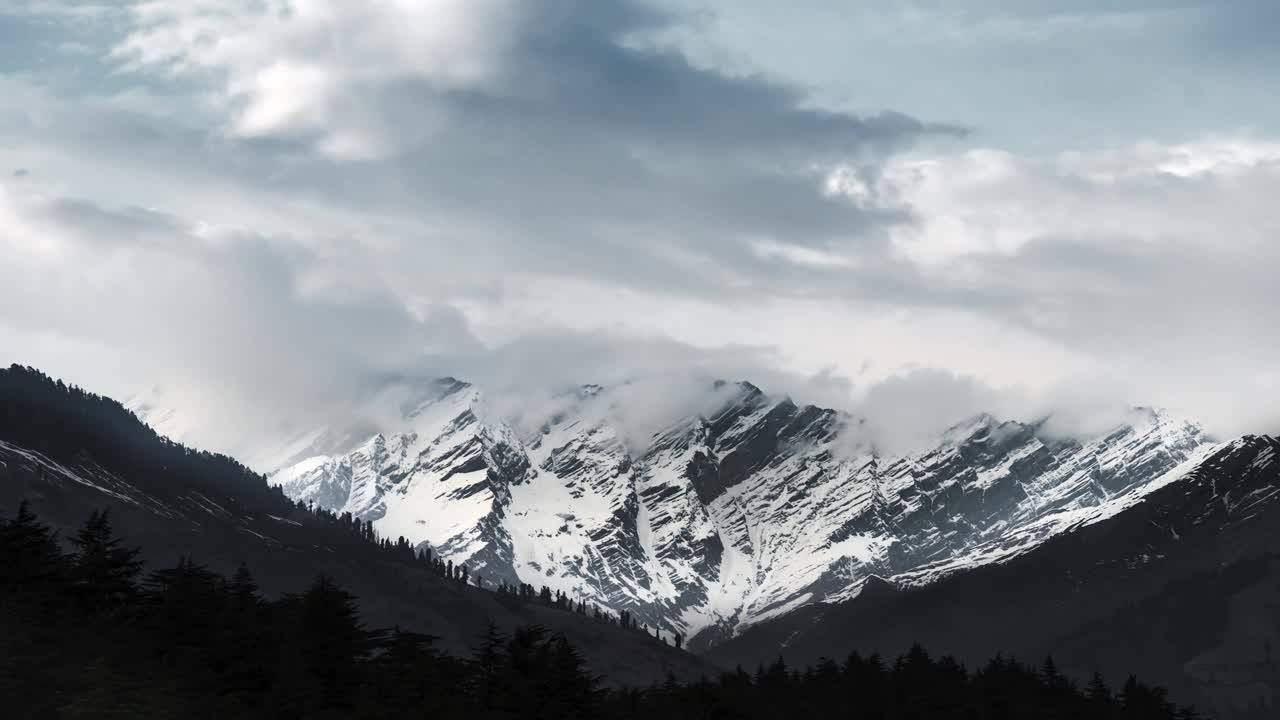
1,1 -> 1277,458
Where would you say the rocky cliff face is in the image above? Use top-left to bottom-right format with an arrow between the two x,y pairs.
269,378 -> 1213,646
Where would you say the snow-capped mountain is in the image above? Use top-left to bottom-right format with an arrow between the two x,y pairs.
264,377 -> 1218,647
703,432 -> 1280,715
0,365 -> 710,685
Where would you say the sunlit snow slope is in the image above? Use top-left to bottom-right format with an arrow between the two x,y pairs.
265,378 -> 1213,646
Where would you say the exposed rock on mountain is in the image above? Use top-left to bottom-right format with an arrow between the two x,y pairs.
266,378 -> 1213,646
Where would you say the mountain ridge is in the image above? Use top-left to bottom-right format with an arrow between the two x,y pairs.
705,433 -> 1280,715
234,376 -> 1215,647
0,364 -> 708,687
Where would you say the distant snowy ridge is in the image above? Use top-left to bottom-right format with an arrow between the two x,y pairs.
262,378 -> 1216,647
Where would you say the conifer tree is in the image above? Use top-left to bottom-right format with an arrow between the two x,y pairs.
69,509 -> 142,609
280,575 -> 377,713
0,502 -> 1205,720
0,500 -> 67,596
1087,671 -> 1112,708
470,622 -> 506,714
1041,655 -> 1068,690
228,562 -> 260,609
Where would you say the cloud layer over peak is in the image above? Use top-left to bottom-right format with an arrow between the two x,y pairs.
0,0 -> 1277,460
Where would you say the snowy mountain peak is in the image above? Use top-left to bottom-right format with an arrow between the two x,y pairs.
269,377 -> 1218,646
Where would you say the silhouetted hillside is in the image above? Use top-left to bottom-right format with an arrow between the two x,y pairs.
1,503 -> 1200,718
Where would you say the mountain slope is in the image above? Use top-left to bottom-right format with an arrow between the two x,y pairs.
706,434 -> 1280,715
0,366 -> 707,687
264,377 -> 1214,646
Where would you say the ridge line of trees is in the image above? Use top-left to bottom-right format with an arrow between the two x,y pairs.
1,502 -> 1205,718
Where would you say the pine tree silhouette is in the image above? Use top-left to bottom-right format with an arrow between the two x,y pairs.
0,502 -> 1205,720
69,509 -> 142,610
277,575 -> 378,714
0,500 -> 67,597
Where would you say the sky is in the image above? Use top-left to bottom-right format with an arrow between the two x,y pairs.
1,0 -> 1277,460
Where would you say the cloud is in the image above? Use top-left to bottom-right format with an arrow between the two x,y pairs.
831,368 -> 1149,457
840,138 -> 1280,437
0,0 -> 955,310
0,184 -> 443,456
0,0 -> 1277,465
3,1 -> 963,460
116,0 -> 529,159
423,331 -> 854,454
114,0 -> 956,158
0,183 -> 861,464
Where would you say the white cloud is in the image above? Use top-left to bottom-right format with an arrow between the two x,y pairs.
1057,137 -> 1280,181
115,0 -> 530,157
835,136 -> 1280,437
749,237 -> 857,269
0,183 -> 445,454
1,0 -> 1278,461
837,137 -> 1280,271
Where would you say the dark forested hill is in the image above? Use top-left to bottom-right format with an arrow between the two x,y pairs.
2,501 -> 1202,718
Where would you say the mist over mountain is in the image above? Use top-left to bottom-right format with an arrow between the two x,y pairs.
130,374 -> 1226,647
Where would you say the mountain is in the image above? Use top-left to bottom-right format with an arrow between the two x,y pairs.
705,433 -> 1280,716
0,365 -> 706,687
260,376 -> 1218,648
13,364 -> 1277,715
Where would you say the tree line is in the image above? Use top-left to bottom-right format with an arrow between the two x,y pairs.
2,502 -> 1203,719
